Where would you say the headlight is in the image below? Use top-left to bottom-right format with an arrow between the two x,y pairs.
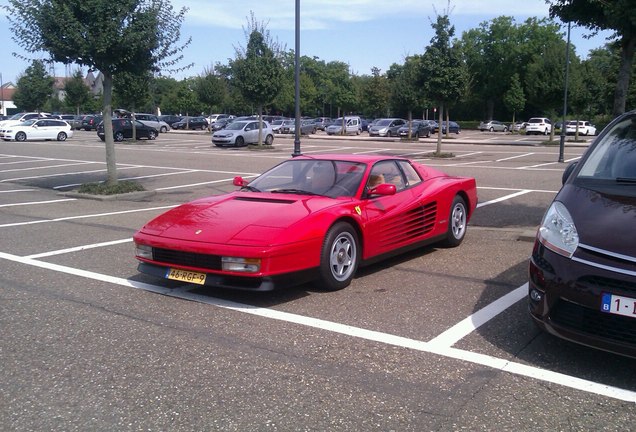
135,243 -> 153,259
538,201 -> 579,257
222,257 -> 261,273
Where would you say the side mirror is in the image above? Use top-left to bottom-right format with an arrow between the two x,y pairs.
233,176 -> 247,187
562,161 -> 578,185
368,183 -> 397,196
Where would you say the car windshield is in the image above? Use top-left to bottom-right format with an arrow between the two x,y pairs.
226,121 -> 248,130
576,115 -> 636,193
19,120 -> 37,126
9,113 -> 26,120
376,119 -> 392,126
245,159 -> 366,198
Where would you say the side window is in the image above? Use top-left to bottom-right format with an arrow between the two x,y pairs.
368,161 -> 405,191
397,161 -> 422,187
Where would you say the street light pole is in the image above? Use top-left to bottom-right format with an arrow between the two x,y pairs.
292,0 -> 302,156
558,22 -> 571,163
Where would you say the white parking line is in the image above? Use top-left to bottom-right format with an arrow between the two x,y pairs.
496,153 -> 534,162
0,162 -> 95,173
0,249 -> 634,403
476,190 -> 532,208
0,198 -> 77,208
0,205 -> 177,228
25,238 -> 133,259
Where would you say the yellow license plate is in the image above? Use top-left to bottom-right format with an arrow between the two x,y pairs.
166,268 -> 207,285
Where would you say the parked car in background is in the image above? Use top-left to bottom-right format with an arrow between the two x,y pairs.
529,110 -> 636,358
59,114 -> 82,129
97,118 -> 158,141
0,118 -> 73,142
437,121 -> 461,134
158,115 -> 182,126
207,113 -> 231,125
171,116 -> 208,130
478,120 -> 508,132
134,113 -> 170,133
325,116 -> 362,135
368,118 -> 407,137
212,120 -> 274,147
0,112 -> 51,129
397,120 -> 432,138
513,121 -> 526,132
313,117 -> 333,131
565,120 -> 596,136
272,119 -> 293,134
525,117 -> 552,135
81,114 -> 103,131
211,118 -> 230,132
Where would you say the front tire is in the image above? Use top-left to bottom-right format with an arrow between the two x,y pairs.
316,222 -> 359,291
441,196 -> 468,247
235,136 -> 245,147
15,132 -> 27,142
160,126 -> 168,133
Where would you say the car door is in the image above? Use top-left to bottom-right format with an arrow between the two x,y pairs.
31,119 -> 51,139
359,161 -> 433,257
245,121 -> 260,144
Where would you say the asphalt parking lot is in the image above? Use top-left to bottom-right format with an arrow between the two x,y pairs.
1,129 -> 635,431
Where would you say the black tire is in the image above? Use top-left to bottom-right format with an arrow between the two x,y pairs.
235,136 -> 244,147
489,127 -> 494,132
386,130 -> 392,137
148,130 -> 157,140
160,126 -> 168,133
265,134 -> 274,145
57,132 -> 67,141
425,130 -> 430,138
543,128 -> 549,135
441,196 -> 468,247
316,222 -> 359,291
503,126 -> 509,132
15,132 -> 27,142
114,131 -> 124,142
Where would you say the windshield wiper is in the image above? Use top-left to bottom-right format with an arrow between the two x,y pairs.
616,177 -> 636,183
271,188 -> 320,196
241,185 -> 261,192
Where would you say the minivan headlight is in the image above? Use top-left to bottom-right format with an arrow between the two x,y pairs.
538,201 -> 579,257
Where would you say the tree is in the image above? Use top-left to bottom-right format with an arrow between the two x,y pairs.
363,67 -> 391,118
194,67 -> 227,119
548,0 -> 636,116
232,14 -> 284,145
64,70 -> 91,115
419,11 -> 468,154
13,60 -> 54,112
503,73 -> 525,130
388,58 -> 424,136
6,0 -> 191,186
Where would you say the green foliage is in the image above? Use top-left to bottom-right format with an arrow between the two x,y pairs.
113,71 -> 151,112
194,69 -> 227,114
78,180 -> 145,195
13,60 -> 54,111
64,70 -> 91,114
503,73 -> 525,123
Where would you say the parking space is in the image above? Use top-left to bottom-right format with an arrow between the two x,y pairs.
2,132 -> 635,430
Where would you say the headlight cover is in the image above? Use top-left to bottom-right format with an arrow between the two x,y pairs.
538,201 -> 579,257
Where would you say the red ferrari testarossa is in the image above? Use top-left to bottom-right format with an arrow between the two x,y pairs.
134,154 -> 477,291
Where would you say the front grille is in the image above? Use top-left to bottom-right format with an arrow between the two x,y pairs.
153,247 -> 222,270
579,275 -> 636,296
551,299 -> 636,345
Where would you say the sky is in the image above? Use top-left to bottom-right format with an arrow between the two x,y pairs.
0,0 -> 616,85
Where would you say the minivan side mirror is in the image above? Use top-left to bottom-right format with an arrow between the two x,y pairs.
562,161 -> 578,185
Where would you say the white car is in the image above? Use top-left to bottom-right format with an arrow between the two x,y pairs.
0,112 -> 51,129
212,120 -> 274,147
0,118 -> 73,142
525,117 -> 552,135
565,120 -> 596,136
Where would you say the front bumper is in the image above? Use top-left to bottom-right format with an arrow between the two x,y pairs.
528,240 -> 636,358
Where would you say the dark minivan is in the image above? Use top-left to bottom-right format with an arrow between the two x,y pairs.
529,110 -> 636,358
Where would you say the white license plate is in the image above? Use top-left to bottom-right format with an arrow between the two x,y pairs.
165,268 -> 206,285
601,293 -> 636,318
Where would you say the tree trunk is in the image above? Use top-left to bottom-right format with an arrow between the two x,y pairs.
613,33 -> 636,117
102,74 -> 117,186
257,104 -> 263,146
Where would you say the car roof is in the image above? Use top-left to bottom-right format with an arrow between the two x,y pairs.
294,153 -> 408,164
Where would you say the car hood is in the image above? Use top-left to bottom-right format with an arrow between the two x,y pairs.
560,184 -> 636,256
139,193 -> 341,246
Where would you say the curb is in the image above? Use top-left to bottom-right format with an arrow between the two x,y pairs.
59,190 -> 157,201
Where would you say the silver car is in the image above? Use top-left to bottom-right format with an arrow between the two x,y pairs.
478,120 -> 508,132
212,120 -> 274,147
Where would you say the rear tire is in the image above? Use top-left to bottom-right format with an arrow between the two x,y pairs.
57,132 -> 67,141
441,196 -> 468,247
114,131 -> 124,141
265,134 -> 274,145
316,222 -> 359,291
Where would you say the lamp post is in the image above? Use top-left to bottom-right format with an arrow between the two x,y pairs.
292,0 -> 302,156
558,22 -> 571,163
